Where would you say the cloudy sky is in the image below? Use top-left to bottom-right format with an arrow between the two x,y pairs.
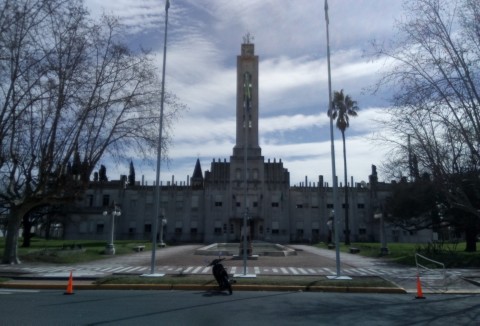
85,0 -> 404,186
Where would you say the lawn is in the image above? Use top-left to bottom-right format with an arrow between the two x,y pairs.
94,274 -> 398,290
1,237 -> 479,268
0,237 -> 152,264
315,241 -> 480,268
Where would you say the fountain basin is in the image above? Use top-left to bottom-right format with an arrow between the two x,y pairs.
195,242 -> 296,257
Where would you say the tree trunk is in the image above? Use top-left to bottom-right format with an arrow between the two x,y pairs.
45,219 -> 51,240
2,207 -> 23,264
22,214 -> 32,247
464,215 -> 477,252
342,131 -> 350,245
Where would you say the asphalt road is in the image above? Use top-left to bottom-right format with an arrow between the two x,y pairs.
0,289 -> 479,325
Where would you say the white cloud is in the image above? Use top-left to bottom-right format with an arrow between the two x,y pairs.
85,0 -> 403,186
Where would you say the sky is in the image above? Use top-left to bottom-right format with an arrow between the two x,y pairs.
84,0 -> 404,186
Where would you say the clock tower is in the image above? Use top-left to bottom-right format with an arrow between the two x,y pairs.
233,41 -> 261,158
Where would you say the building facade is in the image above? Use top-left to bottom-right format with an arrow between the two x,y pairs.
65,41 -> 432,245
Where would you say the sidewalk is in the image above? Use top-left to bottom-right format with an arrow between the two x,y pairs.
1,244 -> 479,294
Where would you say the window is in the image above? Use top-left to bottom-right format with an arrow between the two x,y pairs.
79,222 -> 87,233
175,221 -> 183,235
236,202 -> 241,207
102,195 -> 110,207
96,223 -> 104,234
271,202 -> 279,207
253,202 -> 258,207
359,228 -> 367,235
191,221 -> 198,235
296,204 -> 303,208
144,224 -> 152,233
326,203 -> 334,209
357,203 -> 365,209
191,196 -> 199,210
214,221 -> 222,235
214,195 -> 222,207
272,221 -> 279,235
87,195 -> 94,207
176,198 -> 183,211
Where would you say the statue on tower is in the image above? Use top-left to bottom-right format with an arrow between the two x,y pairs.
242,32 -> 254,44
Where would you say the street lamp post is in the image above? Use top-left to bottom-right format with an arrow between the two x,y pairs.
325,0 -> 342,278
149,0 -> 170,275
374,207 -> 389,256
159,214 -> 167,247
327,210 -> 334,245
103,204 -> 121,255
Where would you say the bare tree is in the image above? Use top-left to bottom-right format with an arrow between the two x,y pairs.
370,0 -> 480,251
0,0 -> 185,263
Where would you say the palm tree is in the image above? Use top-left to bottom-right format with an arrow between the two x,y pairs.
328,89 -> 359,245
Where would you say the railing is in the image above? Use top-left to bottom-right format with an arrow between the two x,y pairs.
415,253 -> 447,292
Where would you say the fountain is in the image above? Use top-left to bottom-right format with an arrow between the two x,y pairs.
194,242 -> 296,257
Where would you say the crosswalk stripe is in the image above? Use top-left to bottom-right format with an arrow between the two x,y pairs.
288,267 -> 299,275
1,264 -> 424,278
103,266 -> 126,272
114,267 -> 136,273
358,268 -> 372,274
192,266 -> 202,273
323,267 -> 334,274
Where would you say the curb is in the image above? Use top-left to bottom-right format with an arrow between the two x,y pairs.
0,282 -> 407,294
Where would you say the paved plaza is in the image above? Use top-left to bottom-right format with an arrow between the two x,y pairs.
1,244 -> 479,294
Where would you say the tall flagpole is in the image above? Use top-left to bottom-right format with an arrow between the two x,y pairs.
324,0 -> 342,278
149,0 -> 170,276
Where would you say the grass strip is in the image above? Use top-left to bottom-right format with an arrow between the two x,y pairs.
94,274 -> 397,288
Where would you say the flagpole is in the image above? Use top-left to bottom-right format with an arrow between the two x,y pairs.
324,0 -> 342,278
148,0 -> 170,276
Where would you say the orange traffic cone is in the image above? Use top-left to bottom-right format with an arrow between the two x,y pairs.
64,271 -> 74,295
415,273 -> 425,299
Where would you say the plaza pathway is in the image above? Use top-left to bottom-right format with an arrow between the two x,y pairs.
1,244 -> 479,294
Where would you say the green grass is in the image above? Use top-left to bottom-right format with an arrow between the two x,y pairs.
2,237 -> 479,268
0,237 -> 153,264
315,242 -> 480,268
95,274 -> 397,289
